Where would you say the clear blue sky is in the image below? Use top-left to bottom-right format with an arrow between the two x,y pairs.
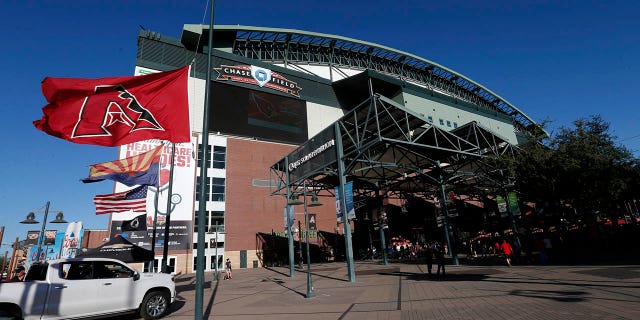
1,0 -> 638,250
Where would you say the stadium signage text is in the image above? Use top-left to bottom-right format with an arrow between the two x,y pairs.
288,139 -> 335,172
215,65 -> 302,97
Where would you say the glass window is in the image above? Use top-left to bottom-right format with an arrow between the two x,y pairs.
197,143 -> 203,168
427,116 -> 433,123
93,261 -> 133,279
197,144 -> 212,168
63,262 -> 93,280
212,178 -> 225,201
24,263 -> 48,281
195,179 -> 202,201
213,146 -> 226,169
439,119 -> 444,125
446,121 -> 451,127
453,122 -> 458,128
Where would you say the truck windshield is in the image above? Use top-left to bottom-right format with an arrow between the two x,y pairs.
24,263 -> 49,281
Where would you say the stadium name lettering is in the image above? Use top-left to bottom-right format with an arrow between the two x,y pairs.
288,139 -> 335,171
215,65 -> 302,97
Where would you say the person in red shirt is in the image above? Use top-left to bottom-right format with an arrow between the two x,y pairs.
501,240 -> 513,267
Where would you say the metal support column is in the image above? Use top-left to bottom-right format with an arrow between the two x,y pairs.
334,123 -> 355,282
438,171 -> 459,266
285,157 -> 295,279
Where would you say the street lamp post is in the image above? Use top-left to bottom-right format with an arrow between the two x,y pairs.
207,226 -> 219,281
288,183 -> 322,299
297,220 -> 303,268
20,201 -> 67,263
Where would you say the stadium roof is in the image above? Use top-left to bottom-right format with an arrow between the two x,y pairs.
182,25 -> 547,138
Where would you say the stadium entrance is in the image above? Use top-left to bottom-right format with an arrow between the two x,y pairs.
271,92 -> 518,280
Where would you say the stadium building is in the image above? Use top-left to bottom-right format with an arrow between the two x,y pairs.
110,25 -> 543,274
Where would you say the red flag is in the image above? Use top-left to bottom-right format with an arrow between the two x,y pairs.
94,185 -> 148,215
34,66 -> 190,146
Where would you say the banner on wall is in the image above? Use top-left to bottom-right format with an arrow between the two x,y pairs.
111,139 -> 196,251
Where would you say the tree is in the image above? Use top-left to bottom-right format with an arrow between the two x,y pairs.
498,115 -> 640,220
551,115 -> 638,216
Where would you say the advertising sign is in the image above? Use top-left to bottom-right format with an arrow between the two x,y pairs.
111,139 -> 196,251
286,125 -> 336,179
214,65 -> 303,97
61,221 -> 83,259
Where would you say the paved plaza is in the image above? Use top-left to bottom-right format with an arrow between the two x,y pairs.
146,260 -> 640,320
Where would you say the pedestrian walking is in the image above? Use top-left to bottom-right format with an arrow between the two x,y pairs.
435,245 -> 446,277
425,244 -> 433,276
225,258 -> 233,280
501,239 -> 513,267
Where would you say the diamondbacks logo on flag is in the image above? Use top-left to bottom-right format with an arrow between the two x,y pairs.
34,66 -> 191,146
82,145 -> 162,186
94,185 -> 148,215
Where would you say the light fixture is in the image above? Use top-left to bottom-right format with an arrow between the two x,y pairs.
307,194 -> 322,207
19,202 -> 67,263
287,193 -> 304,206
51,212 -> 68,224
21,212 -> 38,224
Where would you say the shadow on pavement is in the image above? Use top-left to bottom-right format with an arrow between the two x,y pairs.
378,271 -> 490,282
509,289 -> 588,302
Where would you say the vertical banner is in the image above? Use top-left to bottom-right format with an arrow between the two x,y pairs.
335,181 -> 355,222
44,230 -> 57,245
309,214 -> 317,230
61,221 -> 83,259
496,195 -> 508,218
507,191 -> 521,216
284,205 -> 294,232
27,231 -> 40,245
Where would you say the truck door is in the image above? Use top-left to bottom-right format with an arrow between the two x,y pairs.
44,261 -> 98,319
91,261 -> 138,312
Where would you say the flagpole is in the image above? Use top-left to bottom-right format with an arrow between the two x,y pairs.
150,173 -> 160,272
196,1 -> 215,318
162,142 -> 176,273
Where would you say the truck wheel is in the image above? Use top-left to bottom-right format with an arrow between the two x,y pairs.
0,305 -> 22,320
139,290 -> 170,319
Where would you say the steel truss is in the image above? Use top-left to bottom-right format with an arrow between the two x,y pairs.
270,93 -> 517,199
215,26 -> 542,135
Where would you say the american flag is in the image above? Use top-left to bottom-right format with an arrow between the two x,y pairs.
94,185 -> 148,215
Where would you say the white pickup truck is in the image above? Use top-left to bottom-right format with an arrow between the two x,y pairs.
0,257 -> 176,320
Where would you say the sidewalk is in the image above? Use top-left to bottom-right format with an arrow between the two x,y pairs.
161,260 -> 640,319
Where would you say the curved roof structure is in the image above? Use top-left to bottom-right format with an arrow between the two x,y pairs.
182,25 -> 546,137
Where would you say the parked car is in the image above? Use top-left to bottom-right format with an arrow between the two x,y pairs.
0,257 -> 175,319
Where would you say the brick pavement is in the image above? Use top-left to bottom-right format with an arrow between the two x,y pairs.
149,261 -> 640,320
